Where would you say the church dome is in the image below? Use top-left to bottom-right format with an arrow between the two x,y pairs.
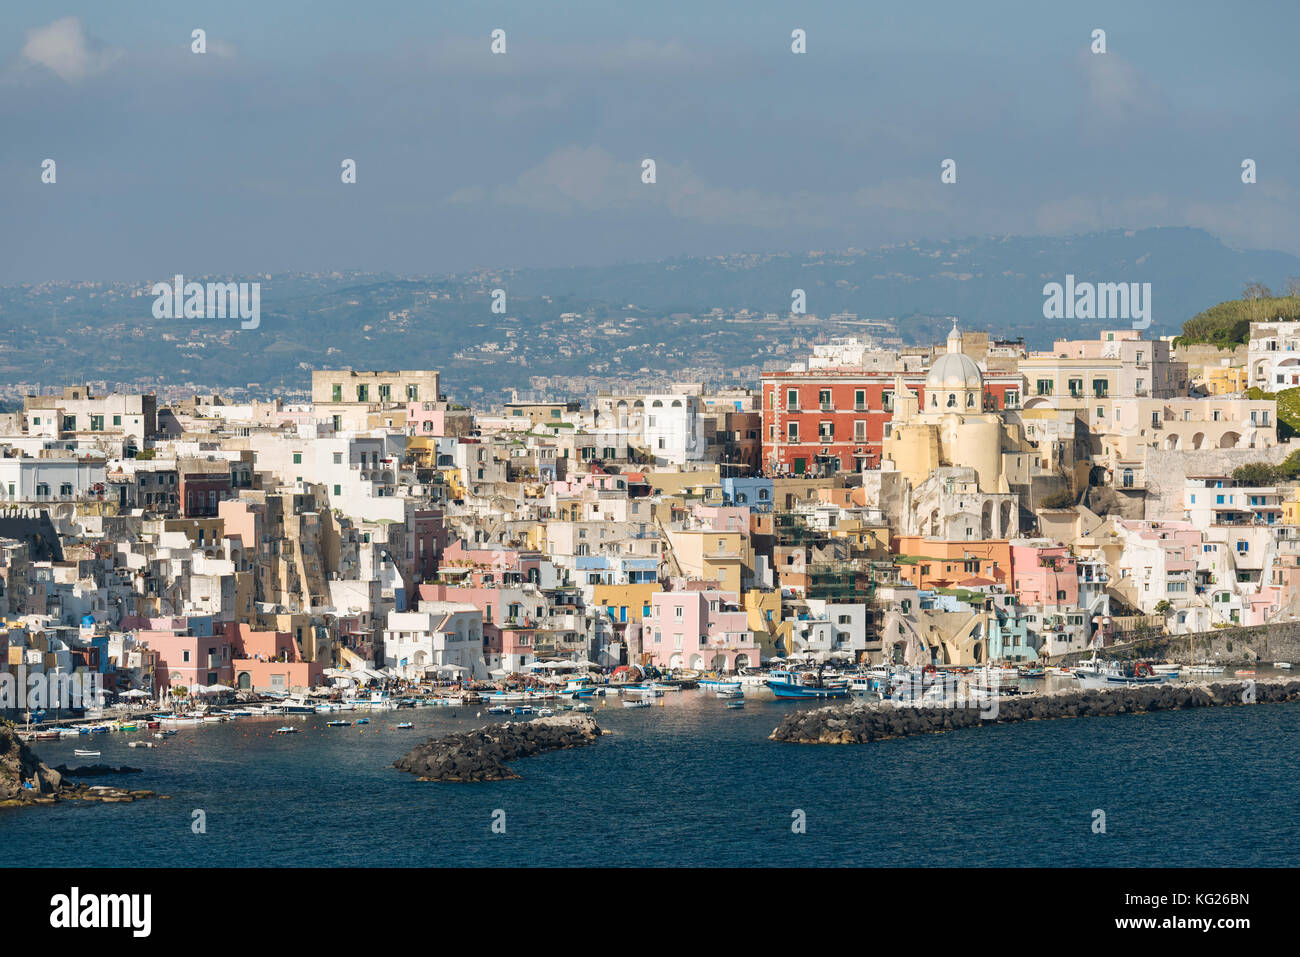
926,351 -> 983,391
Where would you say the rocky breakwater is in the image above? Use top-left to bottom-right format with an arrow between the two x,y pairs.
394,714 -> 603,782
1,724 -> 163,808
769,679 -> 1300,745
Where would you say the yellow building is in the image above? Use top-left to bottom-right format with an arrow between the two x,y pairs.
1204,365 -> 1249,396
882,323 -> 1030,493
592,583 -> 661,623
665,527 -> 748,594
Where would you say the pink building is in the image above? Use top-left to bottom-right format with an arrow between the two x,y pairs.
141,629 -> 235,691
646,586 -> 759,671
1010,543 -> 1079,607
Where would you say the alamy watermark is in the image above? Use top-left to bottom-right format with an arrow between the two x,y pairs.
1043,274 -> 1150,330
0,667 -> 104,711
152,274 -> 260,329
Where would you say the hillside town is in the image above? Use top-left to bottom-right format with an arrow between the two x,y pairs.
2,320 -> 1298,703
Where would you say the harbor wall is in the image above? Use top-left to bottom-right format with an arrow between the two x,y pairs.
769,680 -> 1300,745
1057,620 -> 1300,666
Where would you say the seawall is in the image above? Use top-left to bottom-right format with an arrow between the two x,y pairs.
768,680 -> 1300,745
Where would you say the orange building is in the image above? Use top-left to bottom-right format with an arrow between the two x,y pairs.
891,536 -> 1012,589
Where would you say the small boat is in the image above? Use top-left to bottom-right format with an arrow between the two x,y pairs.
145,721 -> 161,730
355,718 -> 370,725
73,749 -> 101,757
33,730 -> 61,741
1274,662 -> 1292,669
486,705 -> 511,714
622,697 -> 653,708
716,689 -> 744,699
128,741 -> 156,749
326,720 -> 352,727
698,679 -> 740,692
536,708 -> 555,717
1016,667 -> 1045,678
1235,669 -> 1256,677
572,703 -> 593,713
395,722 -> 414,729
58,729 -> 81,738
1189,664 -> 1224,674
725,699 -> 746,709
272,726 -> 300,735
118,724 -> 137,732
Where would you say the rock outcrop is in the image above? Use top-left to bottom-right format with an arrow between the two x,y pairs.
1,723 -> 163,807
769,680 -> 1300,745
394,714 -> 602,782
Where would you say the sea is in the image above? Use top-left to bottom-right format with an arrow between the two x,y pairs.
3,686 -> 1298,867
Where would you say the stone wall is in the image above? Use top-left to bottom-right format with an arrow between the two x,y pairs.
1143,441 -> 1300,522
1057,618 -> 1300,666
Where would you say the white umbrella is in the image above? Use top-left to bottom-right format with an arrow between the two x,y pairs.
120,689 -> 150,698
206,684 -> 234,692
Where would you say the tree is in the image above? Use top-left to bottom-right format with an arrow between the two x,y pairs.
1154,599 -> 1174,617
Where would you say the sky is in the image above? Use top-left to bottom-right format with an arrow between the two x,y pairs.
2,0 -> 1298,282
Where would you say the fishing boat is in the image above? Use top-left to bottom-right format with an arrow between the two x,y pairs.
622,696 -> 653,708
725,699 -> 746,709
326,720 -> 352,727
33,730 -> 61,741
1188,664 -> 1224,674
699,678 -> 741,691
1016,666 -> 1045,678
1152,663 -> 1181,676
765,669 -> 849,699
58,729 -> 81,738
1073,660 -> 1164,688
536,708 -> 555,717
395,721 -> 414,729
279,694 -> 317,714
272,726 -> 300,735
73,749 -> 101,757
1275,662 -> 1293,669
486,705 -> 511,714
716,688 -> 744,699
572,703 -> 593,713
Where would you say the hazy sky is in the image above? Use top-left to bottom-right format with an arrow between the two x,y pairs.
2,1 -> 1297,282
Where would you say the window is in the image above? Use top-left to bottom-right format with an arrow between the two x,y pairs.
90,415 -> 104,431
1036,380 -> 1053,396
1093,379 -> 1108,398
407,384 -> 419,401
332,384 -> 343,402
854,421 -> 867,442
786,389 -> 799,410
378,384 -> 391,401
113,415 -> 122,426
293,452 -> 302,464
854,389 -> 867,411
356,384 -> 369,402
819,389 -> 832,411
333,452 -> 343,464
818,421 -> 834,441
333,484 -> 341,496
787,422 -> 799,442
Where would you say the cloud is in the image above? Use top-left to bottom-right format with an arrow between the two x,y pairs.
20,17 -> 122,83
448,145 -> 833,228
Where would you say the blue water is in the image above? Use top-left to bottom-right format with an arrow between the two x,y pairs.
3,692 -> 1298,866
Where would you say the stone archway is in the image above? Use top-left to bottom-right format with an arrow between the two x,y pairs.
1219,431 -> 1240,449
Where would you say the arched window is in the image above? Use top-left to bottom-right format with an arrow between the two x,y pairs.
947,393 -> 957,408
966,393 -> 975,408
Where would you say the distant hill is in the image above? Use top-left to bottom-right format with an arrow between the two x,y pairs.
2,227 -> 1298,397
1176,290 -> 1300,347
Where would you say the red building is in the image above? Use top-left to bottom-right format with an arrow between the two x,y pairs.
760,370 -> 1022,476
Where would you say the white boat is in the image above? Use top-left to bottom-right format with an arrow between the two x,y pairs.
622,697 -> 653,709
1188,664 -> 1225,674
1274,662 -> 1292,669
536,708 -> 555,717
128,741 -> 156,749
73,749 -> 100,757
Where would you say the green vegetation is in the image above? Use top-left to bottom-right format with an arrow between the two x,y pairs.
1243,386 -> 1300,440
1174,284 -> 1300,347
1040,489 -> 1076,509
1231,448 -> 1300,485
